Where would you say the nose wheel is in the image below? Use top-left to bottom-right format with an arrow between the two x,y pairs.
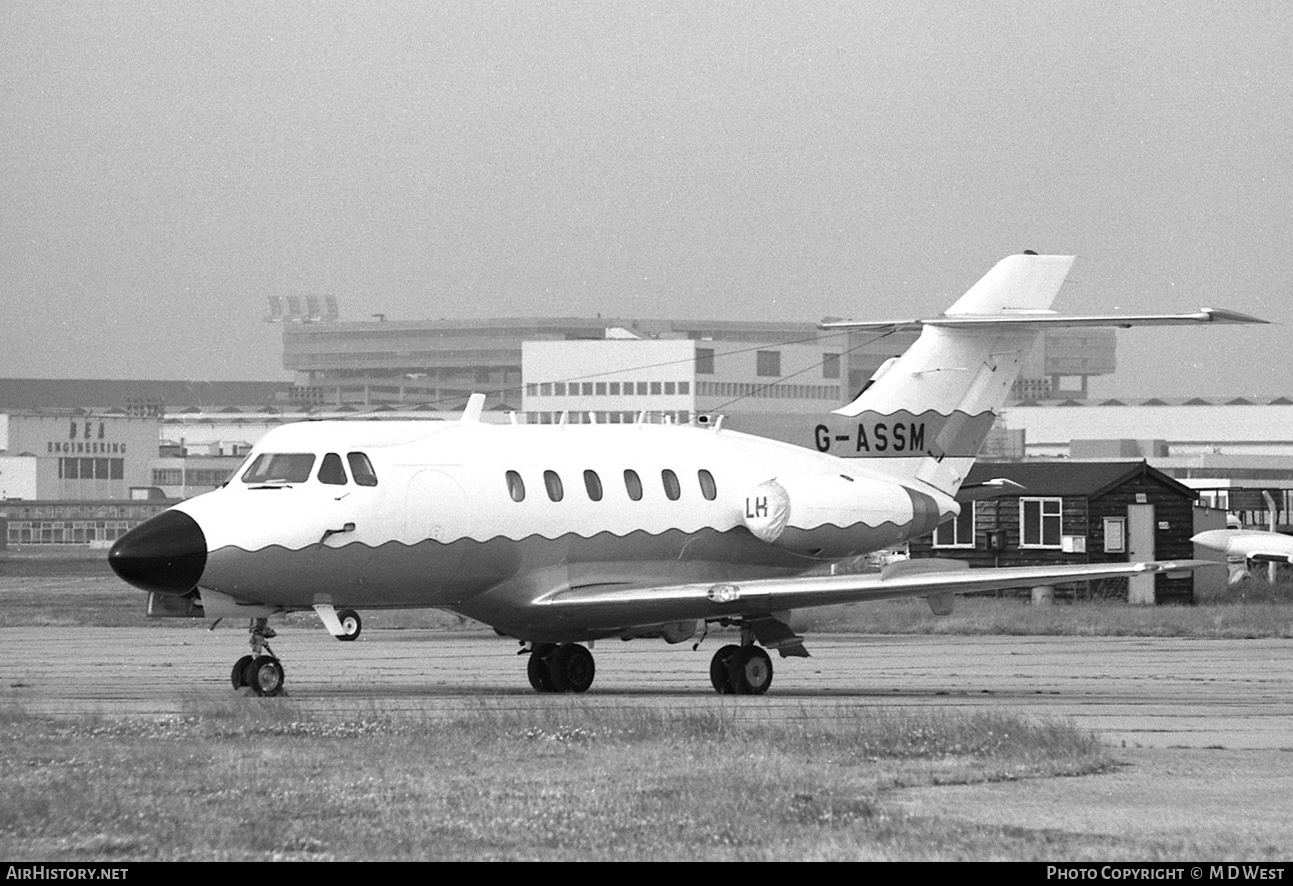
335,608 -> 362,641
230,618 -> 287,697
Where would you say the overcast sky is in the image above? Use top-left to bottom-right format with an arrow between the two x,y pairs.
2,1 -> 1289,397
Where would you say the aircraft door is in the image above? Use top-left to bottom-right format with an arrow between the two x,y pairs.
404,469 -> 471,578
319,451 -> 379,549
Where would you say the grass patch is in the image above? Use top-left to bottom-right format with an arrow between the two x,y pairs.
0,699 -> 1123,861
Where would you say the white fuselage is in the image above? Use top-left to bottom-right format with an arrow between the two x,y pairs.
174,418 -> 951,636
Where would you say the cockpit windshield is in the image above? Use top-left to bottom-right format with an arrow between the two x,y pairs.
241,453 -> 316,485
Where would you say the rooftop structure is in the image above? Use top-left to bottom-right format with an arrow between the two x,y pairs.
280,316 -> 1115,409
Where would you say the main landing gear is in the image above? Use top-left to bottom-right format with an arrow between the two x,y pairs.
521,637 -> 775,695
526,642 -> 596,693
709,644 -> 773,695
230,617 -> 286,697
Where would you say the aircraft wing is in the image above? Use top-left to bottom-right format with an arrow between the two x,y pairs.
536,559 -> 1207,625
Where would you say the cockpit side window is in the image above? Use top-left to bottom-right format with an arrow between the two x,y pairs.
241,453 -> 316,484
347,452 -> 378,486
318,452 -> 348,485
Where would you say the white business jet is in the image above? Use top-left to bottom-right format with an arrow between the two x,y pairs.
109,253 -> 1263,696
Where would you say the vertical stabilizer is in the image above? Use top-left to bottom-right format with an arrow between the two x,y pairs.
826,253 -> 1075,495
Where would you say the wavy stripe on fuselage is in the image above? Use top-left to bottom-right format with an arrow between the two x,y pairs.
197,518 -> 926,610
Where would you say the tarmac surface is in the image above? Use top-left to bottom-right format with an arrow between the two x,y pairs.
4,625 -> 1293,848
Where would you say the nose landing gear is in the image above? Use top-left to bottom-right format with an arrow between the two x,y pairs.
230,618 -> 287,697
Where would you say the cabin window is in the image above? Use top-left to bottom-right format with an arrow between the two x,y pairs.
624,469 -> 643,501
698,469 -> 717,501
318,453 -> 348,485
347,452 -> 378,486
934,505 -> 975,548
661,469 -> 681,501
241,453 -> 316,484
1020,497 -> 1063,548
544,470 -> 564,502
584,470 -> 603,502
506,470 -> 526,502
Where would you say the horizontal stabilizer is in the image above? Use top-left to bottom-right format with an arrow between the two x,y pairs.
820,307 -> 1268,331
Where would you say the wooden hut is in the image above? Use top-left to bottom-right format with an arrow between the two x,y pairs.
908,460 -> 1200,603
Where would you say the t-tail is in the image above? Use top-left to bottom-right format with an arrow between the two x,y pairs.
816,252 -> 1265,499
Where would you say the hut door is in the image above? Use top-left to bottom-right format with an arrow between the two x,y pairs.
1127,504 -> 1156,604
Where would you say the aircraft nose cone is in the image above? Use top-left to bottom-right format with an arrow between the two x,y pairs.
1190,529 -> 1230,553
109,510 -> 207,596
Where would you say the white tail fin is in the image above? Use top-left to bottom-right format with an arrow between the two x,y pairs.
812,253 -> 1264,498
832,254 -> 1072,493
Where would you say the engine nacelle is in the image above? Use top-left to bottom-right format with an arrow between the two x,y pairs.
742,474 -> 946,558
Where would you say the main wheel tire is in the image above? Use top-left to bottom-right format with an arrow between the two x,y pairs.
550,643 -> 595,694
527,643 -> 558,692
731,646 -> 773,695
231,654 -> 254,690
336,608 -> 362,641
248,655 -> 286,697
709,644 -> 742,694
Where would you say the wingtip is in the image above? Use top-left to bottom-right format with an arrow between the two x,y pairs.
1200,307 -> 1270,325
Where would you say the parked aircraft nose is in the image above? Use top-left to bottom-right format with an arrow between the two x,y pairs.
1190,529 -> 1232,554
108,510 -> 207,596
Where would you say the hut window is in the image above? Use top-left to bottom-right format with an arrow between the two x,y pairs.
1020,497 -> 1063,548
934,505 -> 975,548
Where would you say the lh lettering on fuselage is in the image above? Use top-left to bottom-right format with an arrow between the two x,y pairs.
814,422 -> 926,455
